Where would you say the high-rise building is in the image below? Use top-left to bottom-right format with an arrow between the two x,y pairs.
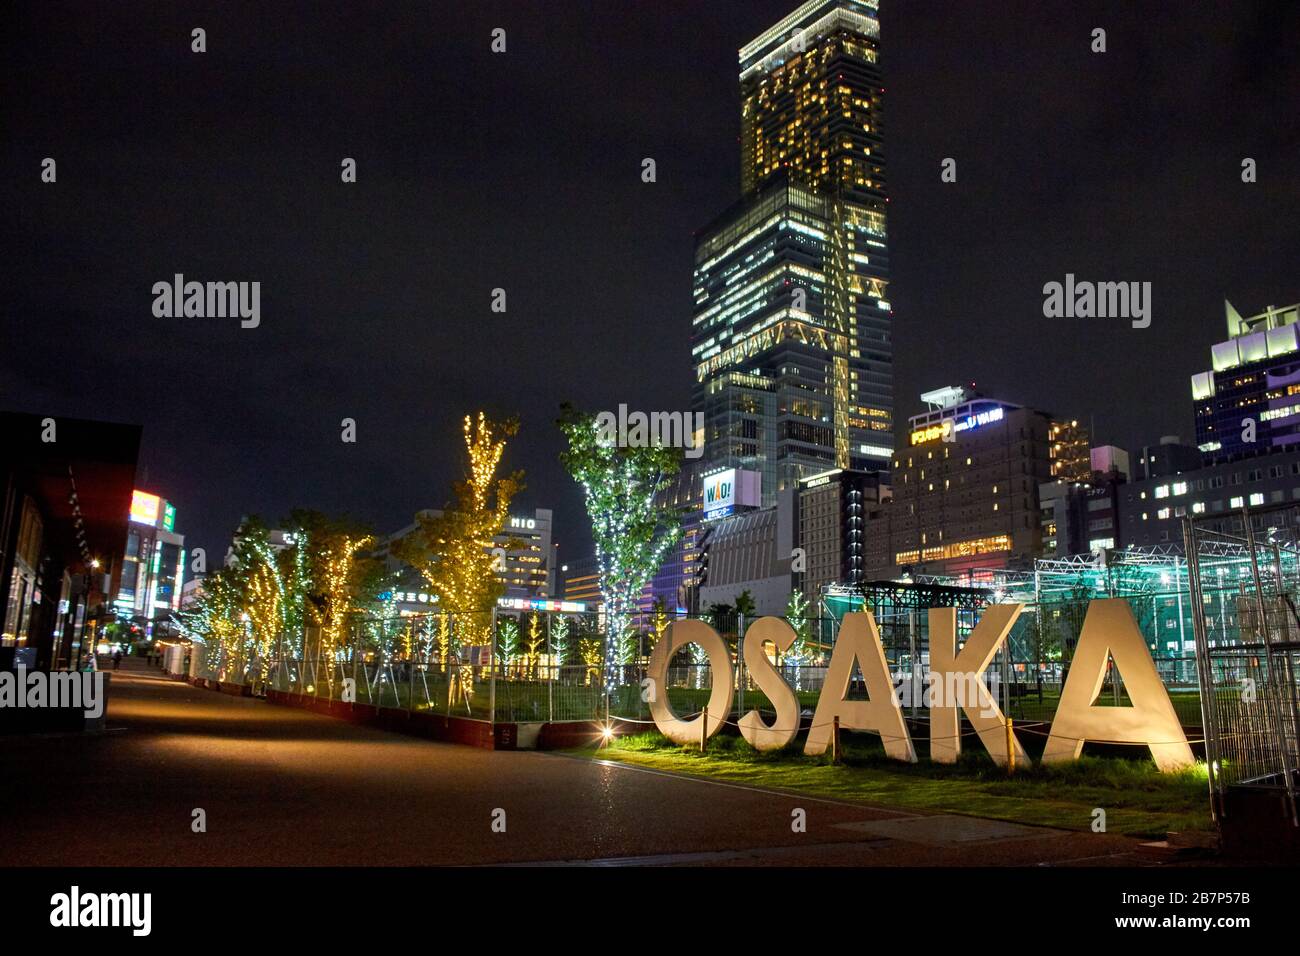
1192,300 -> 1300,461
692,1 -> 893,506
797,467 -> 889,601
115,490 -> 186,639
866,387 -> 1083,578
377,507 -> 555,600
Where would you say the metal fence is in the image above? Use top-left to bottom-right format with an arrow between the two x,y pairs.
1184,508 -> 1300,826
185,598 -> 1215,734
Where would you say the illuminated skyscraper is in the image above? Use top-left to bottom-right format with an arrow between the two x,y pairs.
1191,300 -> 1300,461
692,1 -> 893,505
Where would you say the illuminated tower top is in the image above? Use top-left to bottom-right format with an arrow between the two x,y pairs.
739,1 -> 885,202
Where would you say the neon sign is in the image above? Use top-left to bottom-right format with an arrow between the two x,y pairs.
909,406 -> 1005,445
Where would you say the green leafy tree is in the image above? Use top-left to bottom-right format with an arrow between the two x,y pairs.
734,589 -> 757,621
557,403 -> 683,692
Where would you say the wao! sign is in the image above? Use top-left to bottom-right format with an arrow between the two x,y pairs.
644,599 -> 1194,772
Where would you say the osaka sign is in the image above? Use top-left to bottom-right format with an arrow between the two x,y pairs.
643,599 -> 1194,772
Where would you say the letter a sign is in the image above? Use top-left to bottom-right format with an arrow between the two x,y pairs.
1042,599 -> 1193,771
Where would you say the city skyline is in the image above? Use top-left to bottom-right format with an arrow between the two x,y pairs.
4,0 -> 1299,565
5,0 -> 1300,903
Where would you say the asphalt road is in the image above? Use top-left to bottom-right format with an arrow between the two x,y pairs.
0,662 -> 1169,866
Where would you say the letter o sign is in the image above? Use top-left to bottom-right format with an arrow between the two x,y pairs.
645,620 -> 735,746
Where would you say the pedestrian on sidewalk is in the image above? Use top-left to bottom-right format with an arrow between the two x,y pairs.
113,648 -> 123,670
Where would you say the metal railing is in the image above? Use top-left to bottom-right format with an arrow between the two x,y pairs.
186,600 -> 1222,736
1184,507 -> 1300,826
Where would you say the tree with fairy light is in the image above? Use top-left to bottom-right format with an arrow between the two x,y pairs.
279,513 -> 318,655
525,611 -> 544,678
784,589 -> 813,690
360,581 -> 406,703
174,565 -> 244,680
227,519 -> 286,685
557,403 -> 683,695
497,617 -> 521,675
550,614 -> 572,668
395,413 -> 524,655
303,521 -> 376,687
649,597 -> 670,653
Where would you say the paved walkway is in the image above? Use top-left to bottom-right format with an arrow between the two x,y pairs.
0,664 -> 1171,866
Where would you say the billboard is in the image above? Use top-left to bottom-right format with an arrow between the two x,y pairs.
129,490 -> 161,526
702,468 -> 761,521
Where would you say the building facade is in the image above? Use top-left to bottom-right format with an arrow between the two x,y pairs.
696,490 -> 798,618
1192,301 -> 1300,461
560,555 -> 601,607
378,507 -> 556,601
115,490 -> 186,639
691,1 -> 894,506
1118,445 -> 1300,549
1,411 -> 141,670
867,387 -> 1082,578
797,467 -> 888,601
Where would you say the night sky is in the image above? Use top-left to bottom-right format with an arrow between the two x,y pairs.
3,1 -> 1298,567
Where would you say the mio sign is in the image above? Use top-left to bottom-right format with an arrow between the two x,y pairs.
644,599 -> 1194,772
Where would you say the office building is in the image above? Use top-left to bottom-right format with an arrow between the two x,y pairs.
560,555 -> 601,607
691,1 -> 894,506
379,507 -> 555,600
868,387 -> 1082,577
797,467 -> 888,601
1135,436 -> 1202,480
115,490 -> 186,639
1039,468 -> 1127,558
1118,445 -> 1300,548
1192,300 -> 1300,461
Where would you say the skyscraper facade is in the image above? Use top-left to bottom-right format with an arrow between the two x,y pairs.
1191,301 -> 1300,462
692,1 -> 893,507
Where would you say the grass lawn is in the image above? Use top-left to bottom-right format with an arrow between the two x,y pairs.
570,731 -> 1213,839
